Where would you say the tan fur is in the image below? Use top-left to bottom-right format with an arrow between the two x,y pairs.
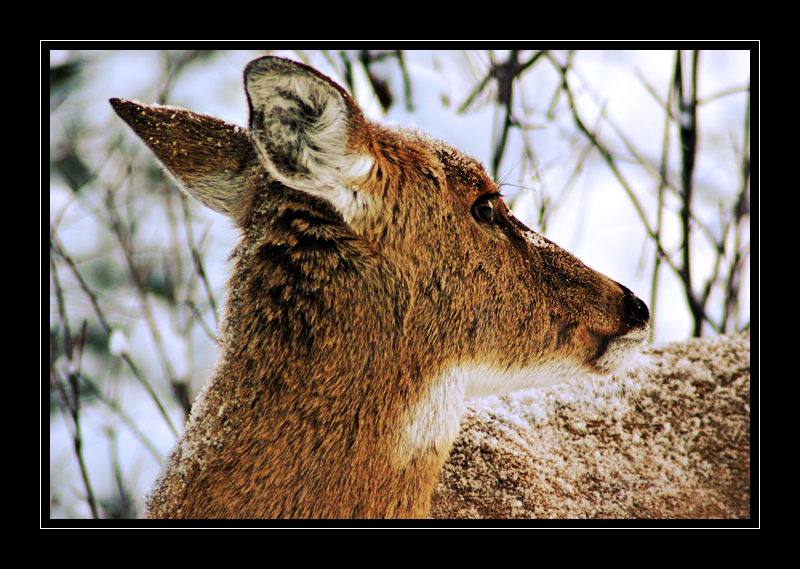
111,57 -> 649,519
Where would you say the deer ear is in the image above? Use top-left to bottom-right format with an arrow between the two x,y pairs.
244,57 -> 374,224
109,98 -> 256,220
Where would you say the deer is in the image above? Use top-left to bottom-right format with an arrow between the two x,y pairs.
110,56 -> 650,519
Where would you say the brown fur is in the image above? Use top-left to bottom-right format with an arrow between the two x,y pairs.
111,57 -> 649,519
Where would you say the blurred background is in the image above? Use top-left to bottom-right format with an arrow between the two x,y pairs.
48,49 -> 751,519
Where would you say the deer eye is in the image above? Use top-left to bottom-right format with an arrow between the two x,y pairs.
472,196 -> 496,223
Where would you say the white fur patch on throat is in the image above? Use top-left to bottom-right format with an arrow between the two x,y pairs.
395,359 -> 590,464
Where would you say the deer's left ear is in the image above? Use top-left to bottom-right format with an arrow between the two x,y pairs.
244,57 -> 375,225
109,98 -> 256,219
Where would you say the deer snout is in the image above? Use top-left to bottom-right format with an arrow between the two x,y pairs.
618,284 -> 650,333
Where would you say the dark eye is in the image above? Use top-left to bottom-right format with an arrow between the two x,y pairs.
472,196 -> 496,223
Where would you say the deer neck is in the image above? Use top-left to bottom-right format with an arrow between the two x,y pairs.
159,194 -> 446,518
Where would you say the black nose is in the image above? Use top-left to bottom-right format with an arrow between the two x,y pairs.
628,295 -> 649,326
618,285 -> 650,328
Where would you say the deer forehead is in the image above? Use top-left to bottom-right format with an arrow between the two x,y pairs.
367,126 -> 559,253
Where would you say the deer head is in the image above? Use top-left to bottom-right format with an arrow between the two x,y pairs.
111,56 -> 649,519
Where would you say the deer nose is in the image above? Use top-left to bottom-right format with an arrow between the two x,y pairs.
618,284 -> 650,328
